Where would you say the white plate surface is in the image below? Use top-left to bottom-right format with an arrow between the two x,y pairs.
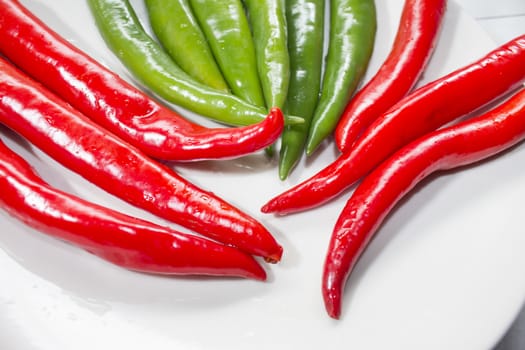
1,1 -> 525,349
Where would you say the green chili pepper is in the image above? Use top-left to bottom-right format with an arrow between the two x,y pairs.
144,0 -> 229,92
243,0 -> 290,110
305,0 -> 376,155
88,0 -> 303,126
278,0 -> 325,179
188,0 -> 266,107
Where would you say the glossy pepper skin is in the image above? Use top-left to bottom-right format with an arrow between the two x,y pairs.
262,35 -> 525,215
335,0 -> 447,152
278,0 -> 325,179
87,0 -> 298,127
323,87 -> 525,319
189,0 -> 266,107
145,0 -> 230,92
0,0 -> 284,162
305,0 -> 376,155
0,138 -> 266,280
0,58 -> 283,263
243,0 -> 290,110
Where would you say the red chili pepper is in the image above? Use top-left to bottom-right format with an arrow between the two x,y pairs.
262,35 -> 525,215
0,57 -> 283,262
323,87 -> 525,319
0,0 -> 284,161
335,0 -> 446,152
0,137 -> 267,280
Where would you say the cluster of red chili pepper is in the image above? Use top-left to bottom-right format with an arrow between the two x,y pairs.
263,0 -> 525,318
0,0 -> 286,279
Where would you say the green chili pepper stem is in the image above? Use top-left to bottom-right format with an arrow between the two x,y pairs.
189,0 -> 266,107
144,0 -> 229,92
243,0 -> 290,110
305,0 -> 376,155
278,0 -> 325,180
89,0 -> 300,126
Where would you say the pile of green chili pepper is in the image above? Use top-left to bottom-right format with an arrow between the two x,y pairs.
87,0 -> 378,178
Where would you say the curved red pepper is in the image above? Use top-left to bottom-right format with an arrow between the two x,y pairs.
0,57 -> 283,262
262,35 -> 525,215
0,0 -> 283,161
335,0 -> 446,152
323,87 -> 525,319
0,138 -> 266,279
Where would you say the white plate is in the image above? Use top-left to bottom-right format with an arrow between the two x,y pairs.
2,1 -> 524,349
